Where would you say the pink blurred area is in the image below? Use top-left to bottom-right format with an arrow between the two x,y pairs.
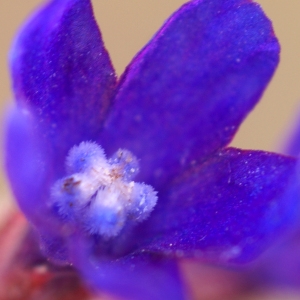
182,260 -> 300,300
1,209 -> 300,300
0,211 -> 106,300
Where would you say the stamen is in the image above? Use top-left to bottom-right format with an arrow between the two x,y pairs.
65,142 -> 106,174
109,149 -> 139,181
51,142 -> 158,238
130,183 -> 158,222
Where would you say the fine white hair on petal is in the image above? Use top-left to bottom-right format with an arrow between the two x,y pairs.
66,141 -> 106,174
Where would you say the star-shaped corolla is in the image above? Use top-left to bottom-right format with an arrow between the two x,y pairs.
5,0 -> 300,299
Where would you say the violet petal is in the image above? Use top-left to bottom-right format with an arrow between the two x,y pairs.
132,148 -> 299,265
249,230 -> 300,289
10,0 -> 116,169
283,107 -> 300,156
99,0 -> 279,188
72,238 -> 186,300
4,107 -> 61,234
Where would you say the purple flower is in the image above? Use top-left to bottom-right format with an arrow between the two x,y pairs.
4,0 -> 300,299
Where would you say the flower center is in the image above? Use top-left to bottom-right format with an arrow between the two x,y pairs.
51,142 -> 157,238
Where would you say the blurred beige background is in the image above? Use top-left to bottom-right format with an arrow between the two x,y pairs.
1,0 -> 300,203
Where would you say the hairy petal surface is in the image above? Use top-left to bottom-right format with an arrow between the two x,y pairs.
100,0 -> 280,188
71,237 -> 187,300
132,148 -> 300,265
10,0 -> 116,172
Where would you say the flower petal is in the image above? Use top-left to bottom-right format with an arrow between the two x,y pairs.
249,230 -> 300,289
10,0 -> 116,165
5,109 -> 49,223
71,238 -> 187,300
132,148 -> 300,265
283,108 -> 300,156
4,107 -> 60,234
100,0 -> 279,188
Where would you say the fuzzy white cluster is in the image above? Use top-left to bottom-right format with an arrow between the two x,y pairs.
51,142 -> 157,238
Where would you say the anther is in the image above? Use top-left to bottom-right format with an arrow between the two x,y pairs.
51,142 -> 158,238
